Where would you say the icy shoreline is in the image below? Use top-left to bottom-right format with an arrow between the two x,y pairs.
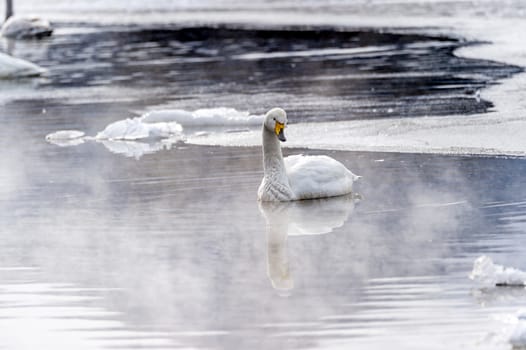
31,0 -> 526,157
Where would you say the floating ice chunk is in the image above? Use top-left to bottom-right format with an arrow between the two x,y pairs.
469,255 -> 526,287
142,107 -> 264,126
95,117 -> 183,140
510,310 -> 526,348
46,107 -> 262,156
45,130 -> 85,147
46,130 -> 85,140
98,135 -> 182,159
96,107 -> 261,141
0,52 -> 46,78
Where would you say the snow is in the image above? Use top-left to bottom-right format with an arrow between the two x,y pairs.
47,108 -> 264,157
510,310 -> 526,348
95,117 -> 182,140
38,0 -> 526,157
469,256 -> 526,287
142,107 -> 263,126
94,108 -> 261,141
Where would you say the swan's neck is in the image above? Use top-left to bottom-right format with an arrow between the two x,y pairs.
263,128 -> 287,179
5,0 -> 13,21
260,127 -> 293,201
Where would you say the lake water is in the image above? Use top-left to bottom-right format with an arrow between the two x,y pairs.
2,1 -> 526,349
2,133 -> 526,349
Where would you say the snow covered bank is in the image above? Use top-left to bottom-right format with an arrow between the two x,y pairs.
47,104 -> 526,158
40,1 -> 526,157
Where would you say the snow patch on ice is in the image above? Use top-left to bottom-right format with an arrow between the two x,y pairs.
470,255 -> 526,287
142,107 -> 263,126
95,117 -> 183,140
47,107 -> 264,157
95,107 -> 262,141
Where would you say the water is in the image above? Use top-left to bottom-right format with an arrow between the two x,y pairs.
2,1 -> 526,349
2,134 -> 526,348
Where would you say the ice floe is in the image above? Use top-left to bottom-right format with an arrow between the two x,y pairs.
142,107 -> 263,126
95,117 -> 183,141
47,107 -> 263,157
46,130 -> 85,140
470,255 -> 526,287
510,310 -> 526,348
45,130 -> 85,147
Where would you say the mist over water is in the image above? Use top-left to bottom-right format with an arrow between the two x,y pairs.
3,128 -> 526,349
2,0 -> 526,349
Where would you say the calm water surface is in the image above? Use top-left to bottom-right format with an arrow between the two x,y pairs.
2,128 -> 526,349
1,13 -> 526,350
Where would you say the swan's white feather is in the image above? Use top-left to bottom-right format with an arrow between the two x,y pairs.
285,154 -> 358,200
1,15 -> 53,39
258,108 -> 359,202
0,51 -> 46,78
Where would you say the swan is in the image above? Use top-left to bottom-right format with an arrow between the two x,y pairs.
0,51 -> 45,77
1,0 -> 53,39
258,107 -> 359,202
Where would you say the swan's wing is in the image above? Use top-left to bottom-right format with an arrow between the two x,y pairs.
284,155 -> 358,200
0,52 -> 46,78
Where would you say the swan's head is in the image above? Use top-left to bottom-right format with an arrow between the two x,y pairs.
264,107 -> 287,142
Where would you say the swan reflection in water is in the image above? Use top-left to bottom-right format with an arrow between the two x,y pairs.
258,194 -> 360,293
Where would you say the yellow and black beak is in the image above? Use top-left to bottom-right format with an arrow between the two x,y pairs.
275,121 -> 286,142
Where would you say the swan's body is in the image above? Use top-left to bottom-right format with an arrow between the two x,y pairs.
1,16 -> 53,39
2,0 -> 53,39
0,51 -> 45,77
258,108 -> 359,202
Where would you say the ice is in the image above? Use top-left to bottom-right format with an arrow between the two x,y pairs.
46,130 -> 85,140
37,1 -> 526,157
510,310 -> 526,348
95,117 -> 183,140
97,137 -> 180,159
469,256 -> 526,287
95,108 -> 261,141
46,108 -> 264,157
45,130 -> 86,147
142,107 -> 263,126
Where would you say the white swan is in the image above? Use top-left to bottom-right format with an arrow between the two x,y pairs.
0,51 -> 45,77
1,0 -> 53,39
258,107 -> 359,201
